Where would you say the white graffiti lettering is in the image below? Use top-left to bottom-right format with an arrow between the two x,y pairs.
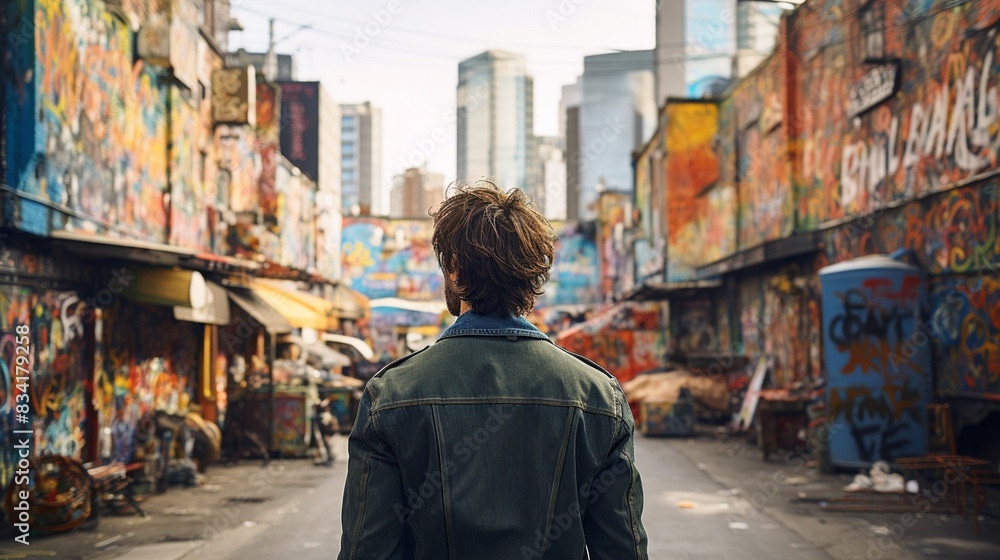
841,46 -> 998,207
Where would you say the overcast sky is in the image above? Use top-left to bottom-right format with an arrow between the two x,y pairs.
228,0 -> 657,212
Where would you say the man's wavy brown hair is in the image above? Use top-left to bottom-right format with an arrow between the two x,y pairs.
431,180 -> 556,316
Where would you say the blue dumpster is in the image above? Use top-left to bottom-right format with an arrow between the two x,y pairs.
819,256 -> 930,469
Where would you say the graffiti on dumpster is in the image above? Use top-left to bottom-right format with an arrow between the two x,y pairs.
827,276 -> 921,375
822,265 -> 930,466
829,379 -> 923,463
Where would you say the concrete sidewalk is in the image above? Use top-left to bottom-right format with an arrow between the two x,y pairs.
661,427 -> 1000,560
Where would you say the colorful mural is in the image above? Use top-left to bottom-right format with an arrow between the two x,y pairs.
342,217 -> 599,307
256,81 -> 281,224
541,222 -> 601,307
597,192 -> 632,299
341,218 -> 442,300
557,302 -> 668,384
217,125 -> 261,216
369,306 -> 447,361
276,167 -> 316,271
273,393 -> 309,455
0,287 -> 90,486
736,266 -> 818,389
820,184 -> 999,277
633,145 -> 664,284
728,54 -> 792,249
665,101 -> 722,281
169,88 -> 208,250
4,0 -> 170,239
95,299 -> 198,464
701,185 -> 738,265
930,275 -> 1000,399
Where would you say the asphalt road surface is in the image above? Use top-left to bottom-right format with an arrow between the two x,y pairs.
182,435 -> 829,560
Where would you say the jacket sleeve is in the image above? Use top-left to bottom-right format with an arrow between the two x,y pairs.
581,394 -> 648,560
339,384 -> 406,560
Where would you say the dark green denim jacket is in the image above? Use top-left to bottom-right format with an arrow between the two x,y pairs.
339,312 -> 647,560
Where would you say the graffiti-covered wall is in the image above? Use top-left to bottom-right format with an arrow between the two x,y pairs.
95,298 -> 200,464
735,264 -> 821,389
4,0 -> 170,239
170,86 -> 208,249
0,286 -> 91,485
341,217 -> 441,300
792,0 -> 1000,226
256,82 -> 281,226
728,54 -> 792,250
597,192 -> 632,299
2,0 -> 267,256
277,165 -> 316,272
665,101 -> 722,281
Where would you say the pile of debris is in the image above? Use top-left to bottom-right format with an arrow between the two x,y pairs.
622,368 -> 729,437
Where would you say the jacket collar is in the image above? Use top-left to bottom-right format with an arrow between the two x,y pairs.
438,311 -> 551,341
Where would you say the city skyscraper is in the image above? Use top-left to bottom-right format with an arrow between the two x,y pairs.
561,80 -> 582,221
576,50 -> 657,220
655,0 -> 785,100
456,50 -> 534,195
340,102 -> 382,215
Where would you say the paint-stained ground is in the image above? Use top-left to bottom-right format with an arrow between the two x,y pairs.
3,433 -> 999,559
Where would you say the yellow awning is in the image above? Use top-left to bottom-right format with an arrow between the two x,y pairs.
252,280 -> 339,331
123,268 -> 207,308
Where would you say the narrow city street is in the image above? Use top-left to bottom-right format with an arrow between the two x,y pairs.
183,436 -> 828,560
7,431 -> 1000,559
3,0 -> 1000,556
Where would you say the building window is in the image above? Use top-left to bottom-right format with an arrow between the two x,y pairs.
861,1 -> 885,61
342,169 -> 355,182
343,142 -> 355,156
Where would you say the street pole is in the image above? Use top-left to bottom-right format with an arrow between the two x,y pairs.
268,332 -> 276,456
265,18 -> 277,82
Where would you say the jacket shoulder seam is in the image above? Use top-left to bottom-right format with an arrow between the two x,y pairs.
371,397 -> 619,418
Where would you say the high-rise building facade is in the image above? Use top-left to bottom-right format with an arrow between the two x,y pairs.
526,136 -> 565,221
655,0 -> 785,100
561,81 -> 582,221
340,102 -> 382,216
576,50 -> 657,220
456,50 -> 534,193
390,168 -> 444,219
